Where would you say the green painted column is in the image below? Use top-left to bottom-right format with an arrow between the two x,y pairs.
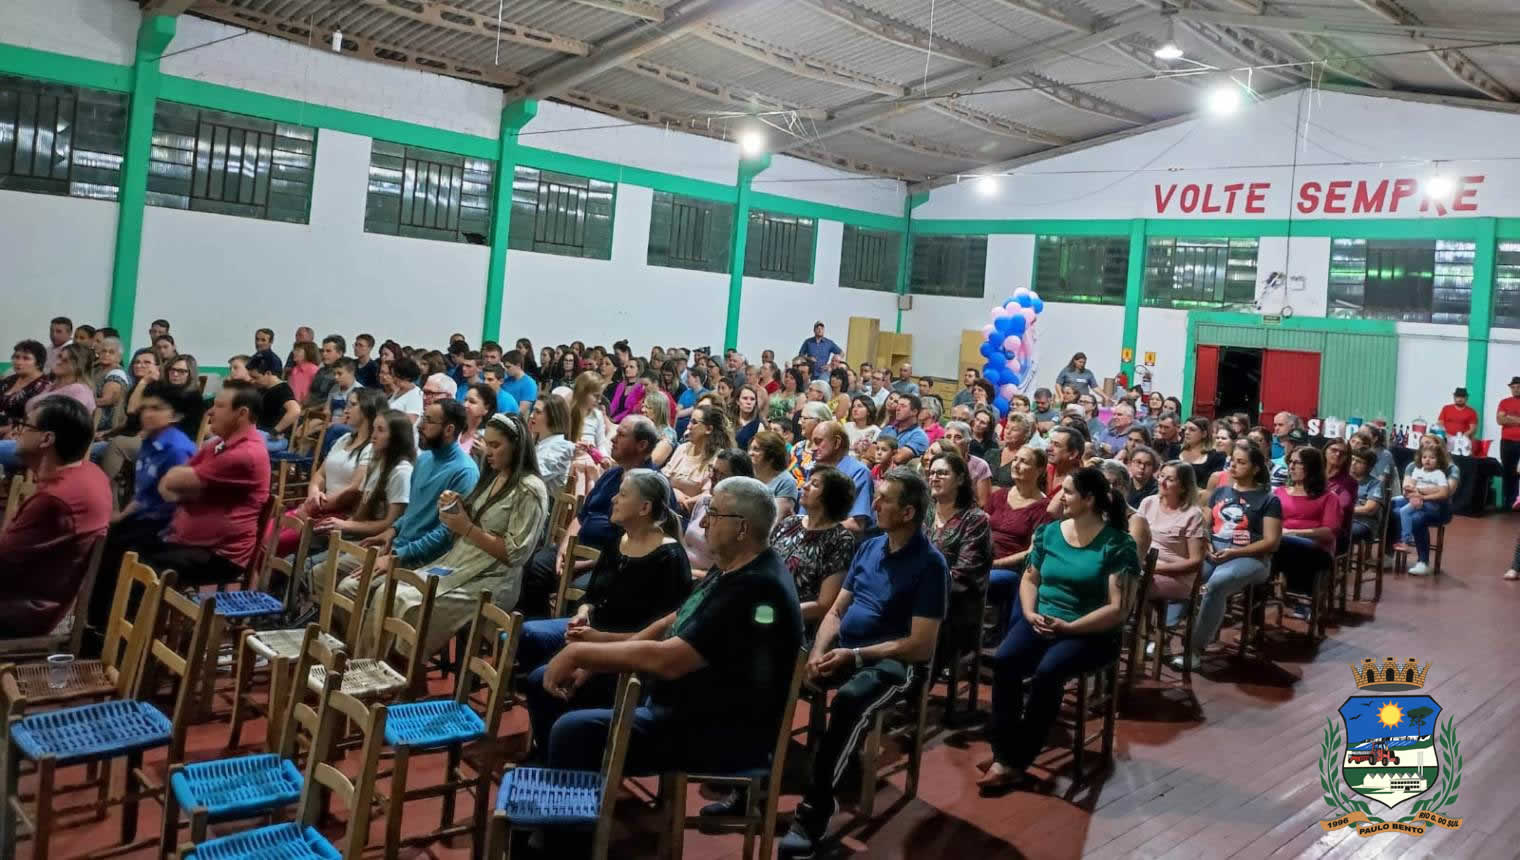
1467,217 -> 1497,428
1119,218 -> 1148,380
482,99 -> 539,346
108,14 -> 177,351
894,191 -> 929,333
724,152 -> 771,352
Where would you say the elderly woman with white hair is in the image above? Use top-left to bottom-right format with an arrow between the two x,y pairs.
934,419 -> 993,508
790,401 -> 836,484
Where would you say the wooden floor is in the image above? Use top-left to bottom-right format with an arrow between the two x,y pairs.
31,514 -> 1520,859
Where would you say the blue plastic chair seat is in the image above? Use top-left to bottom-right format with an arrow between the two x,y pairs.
184,822 -> 339,860
383,700 -> 485,750
171,754 -> 304,821
496,767 -> 604,827
198,589 -> 285,620
11,700 -> 172,765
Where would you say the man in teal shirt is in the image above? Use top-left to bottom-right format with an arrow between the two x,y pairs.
365,399 -> 479,566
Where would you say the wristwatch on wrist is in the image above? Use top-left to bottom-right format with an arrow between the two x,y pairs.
852,648 -> 863,668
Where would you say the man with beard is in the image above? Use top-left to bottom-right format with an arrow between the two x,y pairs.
361,398 -> 479,567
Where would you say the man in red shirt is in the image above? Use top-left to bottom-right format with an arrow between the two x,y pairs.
1437,387 -> 1479,438
0,396 -> 111,635
139,381 -> 271,587
1496,377 -> 1520,509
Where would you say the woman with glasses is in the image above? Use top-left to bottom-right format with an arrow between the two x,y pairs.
0,343 -> 95,470
1273,445 -> 1342,615
928,451 -> 993,675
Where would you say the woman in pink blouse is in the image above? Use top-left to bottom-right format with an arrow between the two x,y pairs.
1323,440 -> 1357,553
287,341 -> 319,403
1273,445 -> 1342,615
1137,461 -> 1206,607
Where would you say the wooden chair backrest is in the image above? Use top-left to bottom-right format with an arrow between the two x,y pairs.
294,417 -> 326,457
298,691 -> 386,860
100,553 -> 172,696
62,535 -> 108,655
453,592 -> 521,733
375,566 -> 439,693
548,492 -> 576,545
135,587 -> 217,763
593,674 -> 643,854
554,537 -> 601,618
1124,548 -> 1159,626
270,460 -> 294,503
763,650 -> 808,789
260,512 -> 314,603
239,494 -> 278,588
317,534 -> 378,648
2,473 -> 37,527
194,411 -> 211,447
277,624 -> 348,762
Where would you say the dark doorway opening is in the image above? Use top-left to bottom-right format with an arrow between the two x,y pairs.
1216,347 -> 1262,425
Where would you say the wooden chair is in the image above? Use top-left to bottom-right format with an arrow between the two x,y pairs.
3,552 -> 169,707
173,672 -> 388,860
1351,495 -> 1393,602
193,412 -> 212,448
0,537 -> 106,661
308,566 -> 438,703
1,473 -> 36,529
1118,548 -> 1158,705
937,576 -> 989,726
664,651 -> 807,860
1146,550 -> 1204,689
383,593 -> 523,858
163,625 -> 348,856
227,533 -> 377,749
1392,523 -> 1447,576
485,674 -> 642,860
854,648 -> 938,818
547,491 -> 576,547
552,537 -> 601,618
2,584 -> 216,859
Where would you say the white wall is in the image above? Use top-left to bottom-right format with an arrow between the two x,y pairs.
1483,334 -> 1520,441
899,234 -> 1033,380
1393,322 -> 1469,427
1135,307 -> 1191,398
1254,237 -> 1330,318
136,130 -> 489,362
6,0 -> 137,66
0,190 -> 117,350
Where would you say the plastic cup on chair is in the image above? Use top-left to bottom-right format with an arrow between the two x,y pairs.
46,654 -> 74,689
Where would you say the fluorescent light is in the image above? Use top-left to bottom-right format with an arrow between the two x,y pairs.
1206,82 -> 1243,116
738,130 -> 766,156
331,30 -> 343,52
1154,42 -> 1184,60
975,175 -> 999,196
1424,174 -> 1455,199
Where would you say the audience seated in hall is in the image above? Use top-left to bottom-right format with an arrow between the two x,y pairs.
246,351 -> 300,453
1273,445 -> 1343,611
747,429 -> 799,520
666,404 -> 735,514
0,396 -> 111,636
877,393 -> 930,465
1137,461 -> 1206,620
1392,436 -> 1459,575
769,465 -> 857,627
681,449 -> 753,572
519,469 -> 693,759
808,420 -> 875,532
530,392 -> 576,497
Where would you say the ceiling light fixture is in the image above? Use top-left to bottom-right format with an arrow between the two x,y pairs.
975,175 -> 1000,197
1154,17 -> 1183,61
738,129 -> 766,157
1206,81 -> 1243,116
1424,173 -> 1455,200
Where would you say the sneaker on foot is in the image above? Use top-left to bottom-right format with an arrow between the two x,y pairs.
1505,569 -> 1519,581
778,800 -> 835,859
1169,651 -> 1204,671
699,789 -> 744,818
1407,562 -> 1430,576
1144,641 -> 1156,658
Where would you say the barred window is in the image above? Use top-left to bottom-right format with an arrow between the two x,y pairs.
0,74 -> 127,201
508,166 -> 615,260
743,210 -> 815,283
147,101 -> 316,223
1143,236 -> 1259,309
839,225 -> 901,291
365,140 -> 492,244
1034,235 -> 1129,305
909,235 -> 986,297
1496,241 -> 1520,329
647,191 -> 732,273
1328,238 -> 1473,324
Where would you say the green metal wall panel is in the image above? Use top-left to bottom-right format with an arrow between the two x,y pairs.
1320,332 -> 1397,421
1195,323 -> 1268,349
1264,329 -> 1326,352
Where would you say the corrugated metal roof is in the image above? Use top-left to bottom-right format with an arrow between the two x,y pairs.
641,35 -> 868,109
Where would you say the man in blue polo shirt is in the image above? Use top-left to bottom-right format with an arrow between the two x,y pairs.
875,394 -> 930,466
779,468 -> 948,858
499,349 -> 540,415
799,322 -> 842,379
809,420 -> 874,532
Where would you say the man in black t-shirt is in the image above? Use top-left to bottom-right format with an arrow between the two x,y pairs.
245,352 -> 298,452
541,476 -> 804,776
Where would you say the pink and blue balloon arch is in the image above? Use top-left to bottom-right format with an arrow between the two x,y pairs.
978,288 -> 1044,416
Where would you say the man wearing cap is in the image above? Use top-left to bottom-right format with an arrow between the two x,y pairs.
1496,377 -> 1520,508
1438,387 -> 1478,438
799,322 -> 842,379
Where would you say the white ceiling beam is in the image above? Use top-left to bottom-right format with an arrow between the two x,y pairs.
928,102 -> 1072,145
855,126 -> 981,164
780,9 -> 1153,150
1179,20 -> 1306,83
982,0 -> 1099,33
515,0 -> 763,101
189,0 -> 524,87
1171,9 -> 1520,45
1348,0 -> 1513,101
794,0 -> 999,68
794,145 -> 921,181
692,25 -> 908,97
1108,39 -> 1205,90
1284,32 -> 1391,88
354,0 -> 590,56
621,58 -> 829,120
566,0 -> 666,22
1019,71 -> 1152,124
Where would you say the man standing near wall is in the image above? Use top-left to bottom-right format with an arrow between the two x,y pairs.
892,362 -> 919,396
1495,377 -> 1520,509
1438,387 -> 1478,437
800,322 -> 842,379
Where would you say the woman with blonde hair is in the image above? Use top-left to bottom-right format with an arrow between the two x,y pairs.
642,388 -> 678,468
666,403 -> 735,511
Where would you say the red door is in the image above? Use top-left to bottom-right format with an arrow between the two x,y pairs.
1192,345 -> 1220,418
1260,349 -> 1321,421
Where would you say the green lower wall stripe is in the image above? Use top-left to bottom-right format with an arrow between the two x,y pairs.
516,145 -> 736,205
0,42 -> 132,92
749,192 -> 906,233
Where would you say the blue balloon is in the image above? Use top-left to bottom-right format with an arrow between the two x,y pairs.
993,396 -> 1010,415
1015,294 -> 1034,308
1003,298 -> 1018,308
1005,371 -> 1022,388
981,362 -> 1000,379
1032,298 -> 1045,313
1007,315 -> 1027,336
994,316 -> 1015,335
986,329 -> 1003,345
978,342 -> 996,359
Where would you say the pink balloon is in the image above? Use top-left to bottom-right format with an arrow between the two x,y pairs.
990,306 -> 1010,321
1007,358 -> 1022,375
1002,335 -> 1022,354
1021,307 -> 1037,324
999,383 -> 1017,400
1012,287 -> 1032,299
981,323 -> 996,336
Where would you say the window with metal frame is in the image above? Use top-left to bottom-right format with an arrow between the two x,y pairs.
1328,238 -> 1473,324
146,101 -> 315,223
1143,236 -> 1259,309
1033,235 -> 1128,305
507,165 -> 615,260
743,209 -> 815,283
909,234 -> 986,297
1494,241 -> 1520,329
0,74 -> 127,201
647,191 -> 732,273
839,225 -> 901,292
364,140 -> 492,244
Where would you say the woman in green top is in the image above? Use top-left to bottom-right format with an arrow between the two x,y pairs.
977,466 -> 1139,794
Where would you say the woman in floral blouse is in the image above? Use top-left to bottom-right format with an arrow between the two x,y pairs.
769,465 -> 858,625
